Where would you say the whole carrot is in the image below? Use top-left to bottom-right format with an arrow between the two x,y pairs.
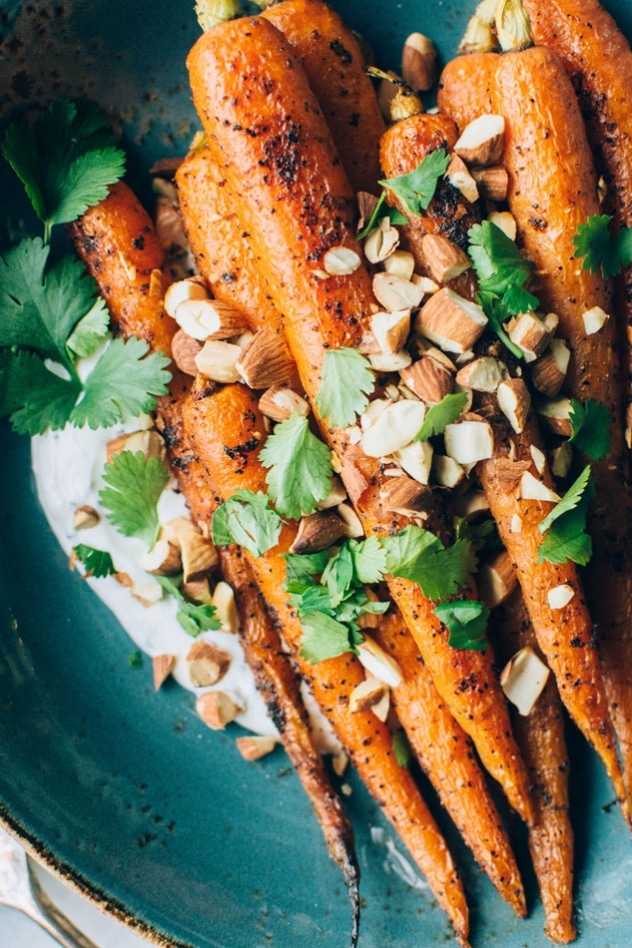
186,15 -> 533,824
437,52 -> 499,130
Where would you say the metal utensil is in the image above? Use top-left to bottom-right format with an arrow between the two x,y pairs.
0,824 -> 98,948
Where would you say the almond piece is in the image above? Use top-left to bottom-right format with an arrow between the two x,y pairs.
415,287 -> 488,354
456,356 -> 507,392
185,640 -> 231,688
582,305 -> 610,335
323,246 -> 362,276
258,385 -> 310,422
153,653 -> 176,691
73,505 -> 100,530
445,153 -> 479,203
211,581 -> 239,634
368,350 -> 413,372
505,311 -> 554,363
500,646 -> 550,716
382,250 -> 415,280
140,538 -> 182,575
547,584 -> 575,610
454,114 -> 505,166
289,510 -> 348,554
349,677 -> 387,714
531,338 -> 570,397
519,472 -> 561,504
360,399 -> 426,457
394,440 -> 434,486
471,165 -> 509,201
337,502 -> 364,538
195,339 -> 242,383
370,309 -> 411,354
421,234 -> 472,284
444,419 -> 494,464
478,551 -> 517,609
172,329 -> 202,376
401,32 -> 437,91
373,272 -> 424,313
400,356 -> 455,403
236,735 -> 277,761
432,454 -> 465,488
363,220 -> 400,264
537,396 -> 573,437
106,428 -> 166,464
196,691 -> 241,729
357,191 -> 380,231
163,277 -> 208,319
340,460 -> 369,505
551,442 -> 573,478
357,636 -> 403,688
317,476 -> 348,510
162,517 -> 218,582
487,210 -> 516,240
236,327 -> 294,389
379,474 -> 434,517
497,377 -> 531,433
183,578 -> 214,604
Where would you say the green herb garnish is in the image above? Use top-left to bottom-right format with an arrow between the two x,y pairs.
99,450 -> 170,549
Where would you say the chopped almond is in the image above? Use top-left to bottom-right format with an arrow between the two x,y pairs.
420,234 -> 472,284
373,272 -> 424,312
106,428 -> 165,464
382,250 -> 415,280
289,510 -> 348,554
172,329 -> 203,376
400,355 -> 454,403
394,440 -> 434,486
196,691 -> 241,729
370,309 -> 411,354
415,287 -> 488,354
323,246 -> 361,275
472,165 -> 509,201
454,114 -> 505,166
445,153 -> 479,203
497,377 -> 531,433
153,654 -> 176,691
258,385 -> 310,422
73,505 -> 100,530
500,646 -> 550,716
236,735 -> 277,761
455,356 -> 507,392
582,305 -> 610,335
478,551 -> 517,609
379,474 -> 434,517
185,640 -> 231,688
236,327 -> 294,389
547,584 -> 575,610
505,311 -> 554,362
444,419 -> 494,465
537,396 -> 573,437
195,339 -> 242,383
519,472 -> 561,504
360,399 -> 426,457
531,338 -> 570,397
363,220 -> 400,264
162,517 -> 218,583
349,677 -> 387,714
163,277 -> 209,320
357,636 -> 403,688
211,581 -> 239,634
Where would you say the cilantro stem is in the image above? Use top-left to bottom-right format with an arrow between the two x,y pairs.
43,221 -> 52,246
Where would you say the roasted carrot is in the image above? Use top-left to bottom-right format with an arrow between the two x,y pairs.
437,52 -> 499,130
262,0 -> 385,194
493,589 -> 575,944
69,180 -> 361,936
374,610 -> 526,917
492,45 -> 632,812
186,15 -> 533,824
184,379 -> 470,944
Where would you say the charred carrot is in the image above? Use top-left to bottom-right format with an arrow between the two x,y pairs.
186,15 -> 533,824
492,45 -> 632,812
184,380 -> 470,944
437,52 -> 499,131
69,180 -> 361,935
375,610 -> 526,917
262,0 -> 385,194
493,589 -> 575,944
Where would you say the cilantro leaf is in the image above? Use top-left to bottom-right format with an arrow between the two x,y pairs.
259,412 -> 333,520
347,536 -> 387,584
415,392 -> 468,441
572,214 -> 632,278
299,611 -> 361,664
70,336 -> 171,429
0,348 -> 81,434
433,600 -> 489,651
568,398 -> 612,461
156,575 -> 221,637
283,551 -> 329,587
66,298 -> 110,357
128,650 -> 143,669
468,221 -> 535,294
72,544 -> 116,578
315,348 -> 375,429
475,291 -> 525,360
537,466 -> 594,566
212,490 -> 282,557
392,729 -> 411,768
322,542 -> 355,608
288,584 -> 333,615
381,525 -> 476,601
2,99 -> 125,234
379,148 -> 450,217
99,450 -> 170,548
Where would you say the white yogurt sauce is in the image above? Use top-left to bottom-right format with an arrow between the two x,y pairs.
31,418 -> 342,755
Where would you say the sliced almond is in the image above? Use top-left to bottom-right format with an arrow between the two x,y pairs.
236,735 -> 277,761
236,327 -> 294,389
500,646 -> 550,716
445,152 -> 479,203
394,440 -> 434,486
211,581 -> 239,634
379,474 -> 434,517
519,472 -> 561,504
401,32 -> 437,91
472,165 -> 509,201
400,356 -> 454,403
323,246 -> 362,276
163,517 -> 218,583
444,419 -> 494,465
258,385 -> 310,423
432,454 -> 465,488
153,653 -> 176,691
73,505 -> 100,530
163,277 -> 208,319
373,272 -> 424,313
505,311 -> 554,363
382,250 -> 415,280
289,510 -> 348,554
360,399 -> 426,457
196,691 -> 241,730
582,305 -> 610,335
537,396 -> 573,437
195,339 -> 242,383
416,287 -> 488,354
185,640 -> 231,688
478,551 -> 517,609
106,428 -> 165,464
421,234 -> 472,284
349,677 -> 387,714
337,502 -> 364,538
497,377 -> 531,433
454,114 -> 505,166
547,584 -> 575,610
370,309 -> 411,354
357,636 -> 403,688
456,356 -> 507,392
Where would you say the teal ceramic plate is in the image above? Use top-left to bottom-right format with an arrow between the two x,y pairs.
1,1 -> 632,945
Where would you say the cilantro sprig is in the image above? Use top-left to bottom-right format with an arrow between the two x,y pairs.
212,490 -> 282,558
537,465 -> 594,566
573,214 -> 632,278
259,412 -> 333,520
432,599 -> 489,652
468,221 -> 539,358
72,544 -> 117,579
315,348 -> 375,429
2,98 -> 125,244
414,392 -> 468,441
156,574 -> 221,638
381,525 -> 477,602
569,398 -> 612,461
379,148 -> 450,217
99,450 -> 170,549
